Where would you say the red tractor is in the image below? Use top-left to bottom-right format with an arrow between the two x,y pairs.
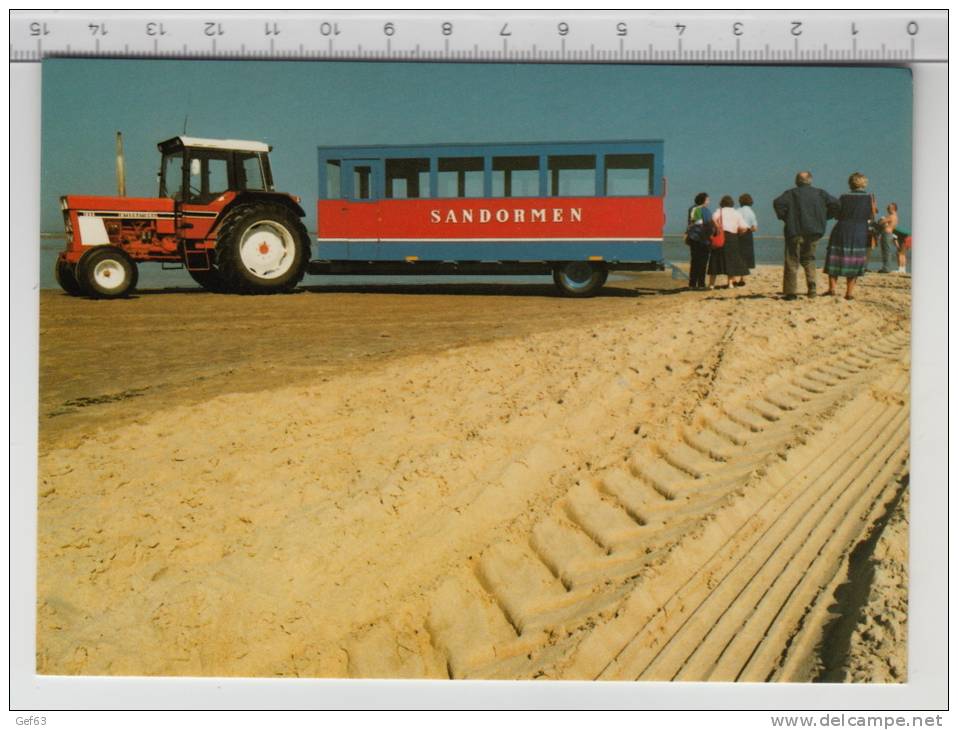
56,136 -> 310,298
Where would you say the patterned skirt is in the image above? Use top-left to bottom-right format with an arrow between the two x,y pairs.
824,221 -> 869,278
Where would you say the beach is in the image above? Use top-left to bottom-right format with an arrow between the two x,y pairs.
36,266 -> 910,680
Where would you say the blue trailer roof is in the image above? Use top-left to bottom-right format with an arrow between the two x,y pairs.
317,140 -> 664,159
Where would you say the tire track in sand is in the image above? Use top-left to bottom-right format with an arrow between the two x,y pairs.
418,329 -> 909,679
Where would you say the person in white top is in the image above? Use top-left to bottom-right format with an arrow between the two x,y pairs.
737,193 -> 758,271
707,195 -> 750,290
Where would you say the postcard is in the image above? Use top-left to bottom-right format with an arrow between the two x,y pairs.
36,59 -> 912,683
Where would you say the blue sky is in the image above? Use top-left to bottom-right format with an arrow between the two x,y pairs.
41,59 -> 911,234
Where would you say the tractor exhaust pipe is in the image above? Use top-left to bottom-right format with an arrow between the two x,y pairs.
115,130 -> 126,197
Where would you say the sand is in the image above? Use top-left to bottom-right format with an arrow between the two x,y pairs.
36,267 -> 911,679
843,489 -> 909,683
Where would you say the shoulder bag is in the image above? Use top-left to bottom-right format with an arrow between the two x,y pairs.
685,206 -> 706,245
710,211 -> 726,249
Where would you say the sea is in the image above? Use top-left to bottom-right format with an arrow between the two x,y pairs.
38,235 -> 910,290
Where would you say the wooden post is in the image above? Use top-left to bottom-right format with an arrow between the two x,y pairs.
115,131 -> 126,197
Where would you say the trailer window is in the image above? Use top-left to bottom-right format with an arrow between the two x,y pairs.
325,160 -> 342,199
605,154 -> 653,196
492,156 -> 539,197
548,155 -> 596,196
353,165 -> 373,200
438,157 -> 484,198
386,158 -> 430,199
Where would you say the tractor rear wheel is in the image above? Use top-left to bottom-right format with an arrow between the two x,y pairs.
552,261 -> 607,297
215,204 -> 308,294
54,255 -> 83,296
76,247 -> 138,299
187,266 -> 228,293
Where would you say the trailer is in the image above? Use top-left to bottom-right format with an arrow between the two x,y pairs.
313,140 -> 667,296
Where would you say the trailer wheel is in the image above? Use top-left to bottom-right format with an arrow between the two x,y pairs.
76,247 -> 138,299
54,255 -> 83,296
215,204 -> 308,294
552,261 -> 607,297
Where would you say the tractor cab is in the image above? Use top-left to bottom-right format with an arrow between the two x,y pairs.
158,136 -> 275,205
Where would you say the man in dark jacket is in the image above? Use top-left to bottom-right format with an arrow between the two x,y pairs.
773,171 -> 838,300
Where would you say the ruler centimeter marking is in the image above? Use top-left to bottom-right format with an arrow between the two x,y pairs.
10,11 -> 947,63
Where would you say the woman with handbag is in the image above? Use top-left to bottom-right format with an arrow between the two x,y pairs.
685,192 -> 713,290
823,172 -> 875,300
707,195 -> 750,290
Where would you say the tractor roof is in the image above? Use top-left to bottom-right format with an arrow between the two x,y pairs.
158,136 -> 271,153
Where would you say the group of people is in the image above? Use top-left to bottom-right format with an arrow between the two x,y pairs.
684,193 -> 758,290
686,170 -> 910,301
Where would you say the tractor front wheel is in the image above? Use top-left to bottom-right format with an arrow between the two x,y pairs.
215,204 -> 308,294
54,255 -> 83,296
76,247 -> 138,299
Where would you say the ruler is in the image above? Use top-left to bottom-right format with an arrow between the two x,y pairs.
9,10 -> 947,63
